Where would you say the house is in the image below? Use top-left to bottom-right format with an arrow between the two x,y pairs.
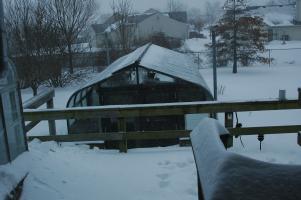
91,10 -> 189,48
66,44 -> 212,147
268,0 -> 301,41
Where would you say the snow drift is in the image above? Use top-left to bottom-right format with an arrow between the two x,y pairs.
191,118 -> 301,200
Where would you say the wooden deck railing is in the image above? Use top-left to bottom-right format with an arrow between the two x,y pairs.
24,88 -> 301,152
23,89 -> 56,135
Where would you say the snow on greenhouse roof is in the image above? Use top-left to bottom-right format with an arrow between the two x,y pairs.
139,44 -> 209,90
72,44 -> 211,98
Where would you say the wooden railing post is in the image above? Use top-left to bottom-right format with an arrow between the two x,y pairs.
298,132 -> 301,147
223,112 -> 234,148
46,99 -> 56,136
118,118 -> 127,153
298,88 -> 301,102
225,112 -> 233,128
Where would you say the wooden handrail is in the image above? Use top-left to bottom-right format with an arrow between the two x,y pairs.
23,89 -> 55,109
27,125 -> 301,143
23,98 -> 301,121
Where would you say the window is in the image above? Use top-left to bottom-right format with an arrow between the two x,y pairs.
281,34 -> 289,41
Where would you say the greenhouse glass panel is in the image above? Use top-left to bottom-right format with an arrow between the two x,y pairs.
101,67 -> 137,88
2,91 -> 26,160
0,104 -> 9,165
138,67 -> 175,84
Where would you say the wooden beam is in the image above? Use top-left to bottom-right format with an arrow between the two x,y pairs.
24,99 -> 301,121
25,121 -> 40,132
27,125 -> 301,143
229,125 -> 301,136
28,133 -> 123,142
46,99 -> 56,136
27,130 -> 191,142
118,118 -> 127,153
23,89 -> 55,109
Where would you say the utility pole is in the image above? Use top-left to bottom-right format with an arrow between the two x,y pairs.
212,29 -> 218,101
0,0 -> 6,73
232,0 -> 238,74
104,32 -> 111,67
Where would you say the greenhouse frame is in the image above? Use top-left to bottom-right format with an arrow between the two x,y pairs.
67,44 -> 213,147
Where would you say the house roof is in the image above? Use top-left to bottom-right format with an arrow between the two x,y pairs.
91,24 -> 106,34
69,44 -> 212,102
92,11 -> 188,34
168,12 -> 188,23
144,8 -> 160,14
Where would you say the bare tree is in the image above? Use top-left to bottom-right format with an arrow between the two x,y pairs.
52,0 -> 96,74
111,0 -> 135,53
205,1 -> 222,26
6,0 -> 63,95
6,0 -> 43,95
166,0 -> 186,12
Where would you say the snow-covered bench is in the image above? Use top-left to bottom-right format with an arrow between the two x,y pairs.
191,118 -> 301,200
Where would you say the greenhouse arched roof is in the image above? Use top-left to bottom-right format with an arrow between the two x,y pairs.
69,43 -> 212,104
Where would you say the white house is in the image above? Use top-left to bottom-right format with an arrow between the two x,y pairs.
268,0 -> 301,41
91,10 -> 189,48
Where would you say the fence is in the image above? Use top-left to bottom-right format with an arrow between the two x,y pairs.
23,89 -> 56,135
181,47 -> 301,68
23,88 -> 301,153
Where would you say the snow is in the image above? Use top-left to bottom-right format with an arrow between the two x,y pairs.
140,44 -> 211,92
191,118 -> 301,200
104,22 -> 118,33
263,12 -> 294,26
16,39 -> 301,200
0,152 -> 33,199
20,140 -> 197,200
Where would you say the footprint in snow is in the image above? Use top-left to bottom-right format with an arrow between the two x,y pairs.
156,173 -> 169,180
158,160 -> 171,166
159,181 -> 170,188
176,162 -> 187,168
186,188 -> 197,196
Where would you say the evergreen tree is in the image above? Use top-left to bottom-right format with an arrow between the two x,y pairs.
215,0 -> 268,72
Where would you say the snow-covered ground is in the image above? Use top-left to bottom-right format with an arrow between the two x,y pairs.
20,141 -> 197,200
12,40 -> 301,200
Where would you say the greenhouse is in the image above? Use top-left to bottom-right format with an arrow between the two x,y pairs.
66,44 -> 213,146
0,60 -> 27,165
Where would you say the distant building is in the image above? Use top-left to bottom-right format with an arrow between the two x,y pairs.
91,10 -> 189,48
268,0 -> 301,41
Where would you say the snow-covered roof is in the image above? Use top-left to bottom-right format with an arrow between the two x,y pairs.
249,5 -> 295,27
71,44 -> 211,99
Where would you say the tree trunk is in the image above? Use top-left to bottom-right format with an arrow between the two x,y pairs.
32,86 -> 38,96
67,43 -> 74,74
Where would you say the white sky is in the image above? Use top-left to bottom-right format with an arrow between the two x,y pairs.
96,0 -> 221,14
96,0 -> 280,14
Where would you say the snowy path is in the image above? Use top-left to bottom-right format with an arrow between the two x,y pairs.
21,141 -> 197,200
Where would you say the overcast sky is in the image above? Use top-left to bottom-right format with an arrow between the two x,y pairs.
96,0 -> 221,14
96,0 -> 279,15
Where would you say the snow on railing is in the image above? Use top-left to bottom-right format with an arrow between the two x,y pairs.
191,118 -> 301,200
